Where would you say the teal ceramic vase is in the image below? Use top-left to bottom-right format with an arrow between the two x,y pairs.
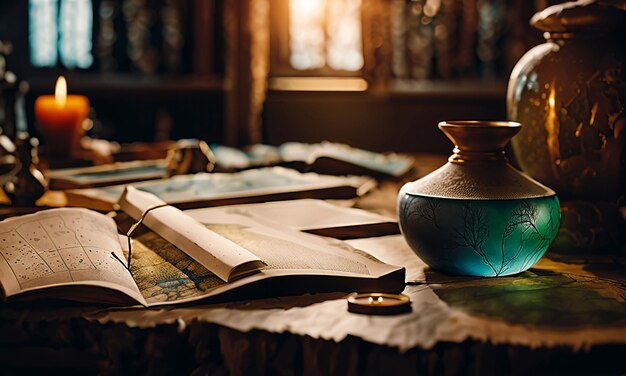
398,121 -> 561,277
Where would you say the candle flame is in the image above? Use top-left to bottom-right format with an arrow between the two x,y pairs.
368,296 -> 384,304
55,76 -> 67,108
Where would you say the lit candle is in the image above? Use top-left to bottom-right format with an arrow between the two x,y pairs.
347,293 -> 411,315
34,76 -> 89,157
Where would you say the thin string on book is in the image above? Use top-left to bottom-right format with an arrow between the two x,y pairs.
111,203 -> 169,274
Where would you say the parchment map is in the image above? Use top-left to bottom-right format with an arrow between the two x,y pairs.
0,210 -> 136,293
100,168 -> 332,203
130,231 -> 224,304
131,223 -> 370,305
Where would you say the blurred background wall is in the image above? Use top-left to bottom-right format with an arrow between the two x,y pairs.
0,0 -> 562,153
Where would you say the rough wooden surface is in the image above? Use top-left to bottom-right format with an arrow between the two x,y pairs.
1,155 -> 625,374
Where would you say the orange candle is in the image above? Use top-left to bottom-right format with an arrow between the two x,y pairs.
35,76 -> 89,157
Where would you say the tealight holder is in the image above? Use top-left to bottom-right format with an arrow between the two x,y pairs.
398,121 -> 561,277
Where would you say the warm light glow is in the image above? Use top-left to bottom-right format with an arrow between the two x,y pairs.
290,0 -> 326,70
423,0 -> 441,17
291,0 -> 323,15
548,89 -> 555,108
289,0 -> 363,71
55,76 -> 67,108
545,81 -> 561,167
326,0 -> 363,71
368,296 -> 384,304
269,77 -> 368,91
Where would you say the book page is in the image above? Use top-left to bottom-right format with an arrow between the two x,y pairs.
118,186 -> 265,282
185,199 -> 396,232
195,212 -> 400,278
128,208 -> 403,306
0,208 -> 145,305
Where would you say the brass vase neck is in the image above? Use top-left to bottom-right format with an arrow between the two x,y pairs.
448,147 -> 507,163
438,121 -> 521,164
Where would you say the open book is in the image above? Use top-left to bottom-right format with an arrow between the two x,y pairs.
0,189 -> 404,306
211,142 -> 415,178
65,167 -> 374,211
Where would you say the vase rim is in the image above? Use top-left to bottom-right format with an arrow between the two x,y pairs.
438,120 -> 521,128
531,1 -> 626,33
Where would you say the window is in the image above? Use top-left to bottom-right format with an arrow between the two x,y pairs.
29,0 -> 58,67
271,0 -> 364,76
29,0 -> 93,69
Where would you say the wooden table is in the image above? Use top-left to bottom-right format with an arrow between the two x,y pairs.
0,155 -> 625,375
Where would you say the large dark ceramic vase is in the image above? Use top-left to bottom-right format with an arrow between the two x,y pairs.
398,121 -> 560,277
507,1 -> 626,252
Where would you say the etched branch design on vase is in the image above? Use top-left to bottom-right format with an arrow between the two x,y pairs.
519,200 -> 559,271
499,200 -> 559,275
403,196 -> 559,276
416,197 -> 442,230
399,195 -> 420,225
451,204 -> 499,276
401,196 -> 456,259
400,196 -> 442,229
